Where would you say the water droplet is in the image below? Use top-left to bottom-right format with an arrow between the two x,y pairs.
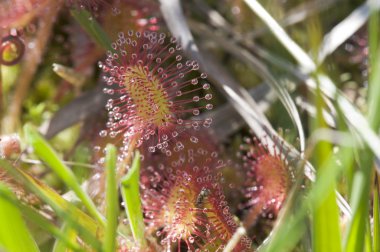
203,83 -> 210,90
205,94 -> 212,100
190,136 -> 198,143
99,130 -> 107,137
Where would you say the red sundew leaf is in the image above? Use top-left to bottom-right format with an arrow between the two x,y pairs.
241,136 -> 293,229
139,134 -> 251,251
99,30 -> 213,153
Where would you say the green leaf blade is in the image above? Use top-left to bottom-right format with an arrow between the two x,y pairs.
24,124 -> 105,227
103,144 -> 119,252
120,151 -> 147,248
0,183 -> 39,252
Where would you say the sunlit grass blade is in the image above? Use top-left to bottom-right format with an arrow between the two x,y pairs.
312,169 -> 342,252
53,223 -> 80,252
365,219 -> 372,252
242,0 -> 380,162
0,187 -> 82,252
243,0 -> 316,72
24,124 -> 105,227
374,177 -> 380,251
318,2 -> 370,63
367,50 -> 380,130
0,159 -> 103,251
103,144 -> 119,252
70,9 -> 113,52
311,67 -> 341,252
120,151 -> 147,248
345,5 -> 380,251
0,183 -> 39,252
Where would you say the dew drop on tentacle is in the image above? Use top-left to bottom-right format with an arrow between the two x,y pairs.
0,35 -> 25,66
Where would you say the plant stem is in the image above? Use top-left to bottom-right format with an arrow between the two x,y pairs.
1,1 -> 62,133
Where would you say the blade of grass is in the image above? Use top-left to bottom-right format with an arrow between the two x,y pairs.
365,218 -> 373,252
318,2 -> 370,63
312,79 -> 342,252
120,151 -> 147,248
53,223 -> 80,252
243,0 -> 316,72
344,4 -> 380,251
374,177 -> 380,252
103,144 -> 119,252
70,9 -> 113,52
0,159 -> 103,251
0,187 -> 82,252
243,0 -> 380,162
369,0 -> 380,69
24,124 -> 105,227
0,183 -> 39,252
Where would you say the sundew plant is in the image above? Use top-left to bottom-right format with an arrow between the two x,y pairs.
0,0 -> 379,251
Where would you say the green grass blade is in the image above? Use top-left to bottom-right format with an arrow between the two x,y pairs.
70,9 -> 113,52
365,218 -> 372,252
367,50 -> 380,130
369,0 -> 379,69
120,151 -> 147,248
311,76 -> 342,252
345,5 -> 380,252
243,0 -> 380,162
374,178 -> 380,252
53,223 -> 80,252
243,0 -> 316,72
0,185 -> 82,252
0,159 -> 103,251
318,3 -> 370,63
0,183 -> 39,252
103,144 -> 119,252
24,124 -> 105,227
344,171 -> 367,251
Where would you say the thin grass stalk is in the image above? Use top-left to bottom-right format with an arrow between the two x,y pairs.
0,183 -> 39,252
373,177 -> 380,251
52,222 -> 82,252
120,151 -> 147,249
24,124 -> 106,227
0,159 -> 103,251
312,79 -> 342,252
103,144 -> 119,252
344,4 -> 380,251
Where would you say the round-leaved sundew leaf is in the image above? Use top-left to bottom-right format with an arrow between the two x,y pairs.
99,31 -> 213,153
